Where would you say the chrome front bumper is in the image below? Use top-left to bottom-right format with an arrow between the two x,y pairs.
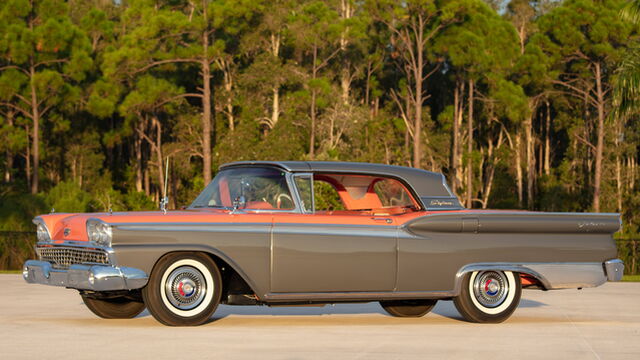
23,260 -> 148,291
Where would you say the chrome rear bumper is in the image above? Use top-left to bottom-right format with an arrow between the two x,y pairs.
23,260 -> 148,291
604,259 -> 624,282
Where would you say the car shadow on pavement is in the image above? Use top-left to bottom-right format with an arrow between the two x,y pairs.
519,298 -> 548,308
202,298 -> 549,324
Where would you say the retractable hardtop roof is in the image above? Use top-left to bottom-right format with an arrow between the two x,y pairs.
220,161 -> 463,210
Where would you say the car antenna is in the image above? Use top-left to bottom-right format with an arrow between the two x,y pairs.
160,156 -> 170,215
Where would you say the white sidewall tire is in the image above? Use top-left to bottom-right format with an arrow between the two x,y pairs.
159,259 -> 215,317
468,271 -> 517,315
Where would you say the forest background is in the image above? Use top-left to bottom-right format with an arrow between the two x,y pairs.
0,0 -> 639,272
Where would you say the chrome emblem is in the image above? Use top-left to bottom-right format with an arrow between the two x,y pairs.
63,228 -> 71,237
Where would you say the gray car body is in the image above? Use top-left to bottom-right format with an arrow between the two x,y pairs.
102,161 -> 620,303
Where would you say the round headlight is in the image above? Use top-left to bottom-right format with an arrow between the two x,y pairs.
35,222 -> 51,243
86,219 -> 112,247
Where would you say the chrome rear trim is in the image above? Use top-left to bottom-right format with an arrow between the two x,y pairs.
456,262 -> 609,292
604,259 -> 624,281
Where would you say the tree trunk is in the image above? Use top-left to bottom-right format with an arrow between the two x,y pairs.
201,53 -> 212,185
365,62 -> 372,116
30,65 -> 39,194
171,165 -> 178,209
270,33 -> 280,128
24,123 -> 31,191
222,61 -> 234,131
271,86 -> 279,128
309,44 -> 319,159
309,89 -> 317,158
135,122 -> 143,192
515,133 -> 523,207
339,0 -> 352,105
593,62 -> 605,213
616,154 -> 622,212
144,166 -> 150,196
412,23 -> 424,169
525,104 -> 535,209
451,80 -> 461,194
152,116 -> 165,195
200,1 -> 213,185
4,111 -> 14,183
466,78 -> 474,208
544,100 -> 551,175
78,154 -> 84,187
630,156 -> 636,190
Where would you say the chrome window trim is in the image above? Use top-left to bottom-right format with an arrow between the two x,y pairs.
440,174 -> 456,198
290,173 -> 315,214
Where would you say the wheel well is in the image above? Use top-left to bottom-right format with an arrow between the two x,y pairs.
204,253 -> 256,301
519,273 -> 546,290
152,250 -> 258,303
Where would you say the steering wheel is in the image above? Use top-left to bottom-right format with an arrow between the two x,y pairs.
276,193 -> 293,209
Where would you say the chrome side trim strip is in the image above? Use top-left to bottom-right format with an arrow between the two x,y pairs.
262,262 -> 612,302
263,290 -> 454,302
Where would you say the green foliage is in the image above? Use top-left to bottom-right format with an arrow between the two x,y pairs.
123,191 -> 157,211
0,193 -> 47,231
0,0 -> 638,255
45,181 -> 92,213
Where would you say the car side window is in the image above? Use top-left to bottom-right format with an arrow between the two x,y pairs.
314,180 -> 346,211
373,178 -> 415,208
190,167 -> 295,210
311,174 -> 418,215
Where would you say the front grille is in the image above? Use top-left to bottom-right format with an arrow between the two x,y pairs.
37,246 -> 110,268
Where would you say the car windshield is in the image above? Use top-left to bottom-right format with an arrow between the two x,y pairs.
190,167 -> 295,210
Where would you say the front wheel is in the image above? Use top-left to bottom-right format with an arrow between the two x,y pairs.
81,294 -> 145,319
142,252 -> 222,326
453,270 -> 521,323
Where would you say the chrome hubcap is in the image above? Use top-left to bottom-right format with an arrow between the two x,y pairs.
473,271 -> 509,308
164,266 -> 207,310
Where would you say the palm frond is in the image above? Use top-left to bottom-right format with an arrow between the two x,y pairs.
621,0 -> 640,24
613,45 -> 640,118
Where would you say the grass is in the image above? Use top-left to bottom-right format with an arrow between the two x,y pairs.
0,270 -> 21,274
622,275 -> 640,282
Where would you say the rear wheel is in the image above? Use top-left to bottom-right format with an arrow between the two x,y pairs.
142,252 -> 222,326
380,299 -> 438,317
81,295 -> 145,319
453,270 -> 521,323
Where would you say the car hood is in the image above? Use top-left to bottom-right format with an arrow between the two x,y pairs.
37,209 -> 271,243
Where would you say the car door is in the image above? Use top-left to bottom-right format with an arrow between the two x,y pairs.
270,213 -> 398,293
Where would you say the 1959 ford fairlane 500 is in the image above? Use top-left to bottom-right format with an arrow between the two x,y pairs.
23,161 -> 623,326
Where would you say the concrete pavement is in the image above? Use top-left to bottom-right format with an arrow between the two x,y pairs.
1,274 -> 639,359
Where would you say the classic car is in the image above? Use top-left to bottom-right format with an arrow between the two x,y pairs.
23,161 -> 624,326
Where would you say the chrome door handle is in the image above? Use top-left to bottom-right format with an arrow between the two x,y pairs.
371,217 -> 393,224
